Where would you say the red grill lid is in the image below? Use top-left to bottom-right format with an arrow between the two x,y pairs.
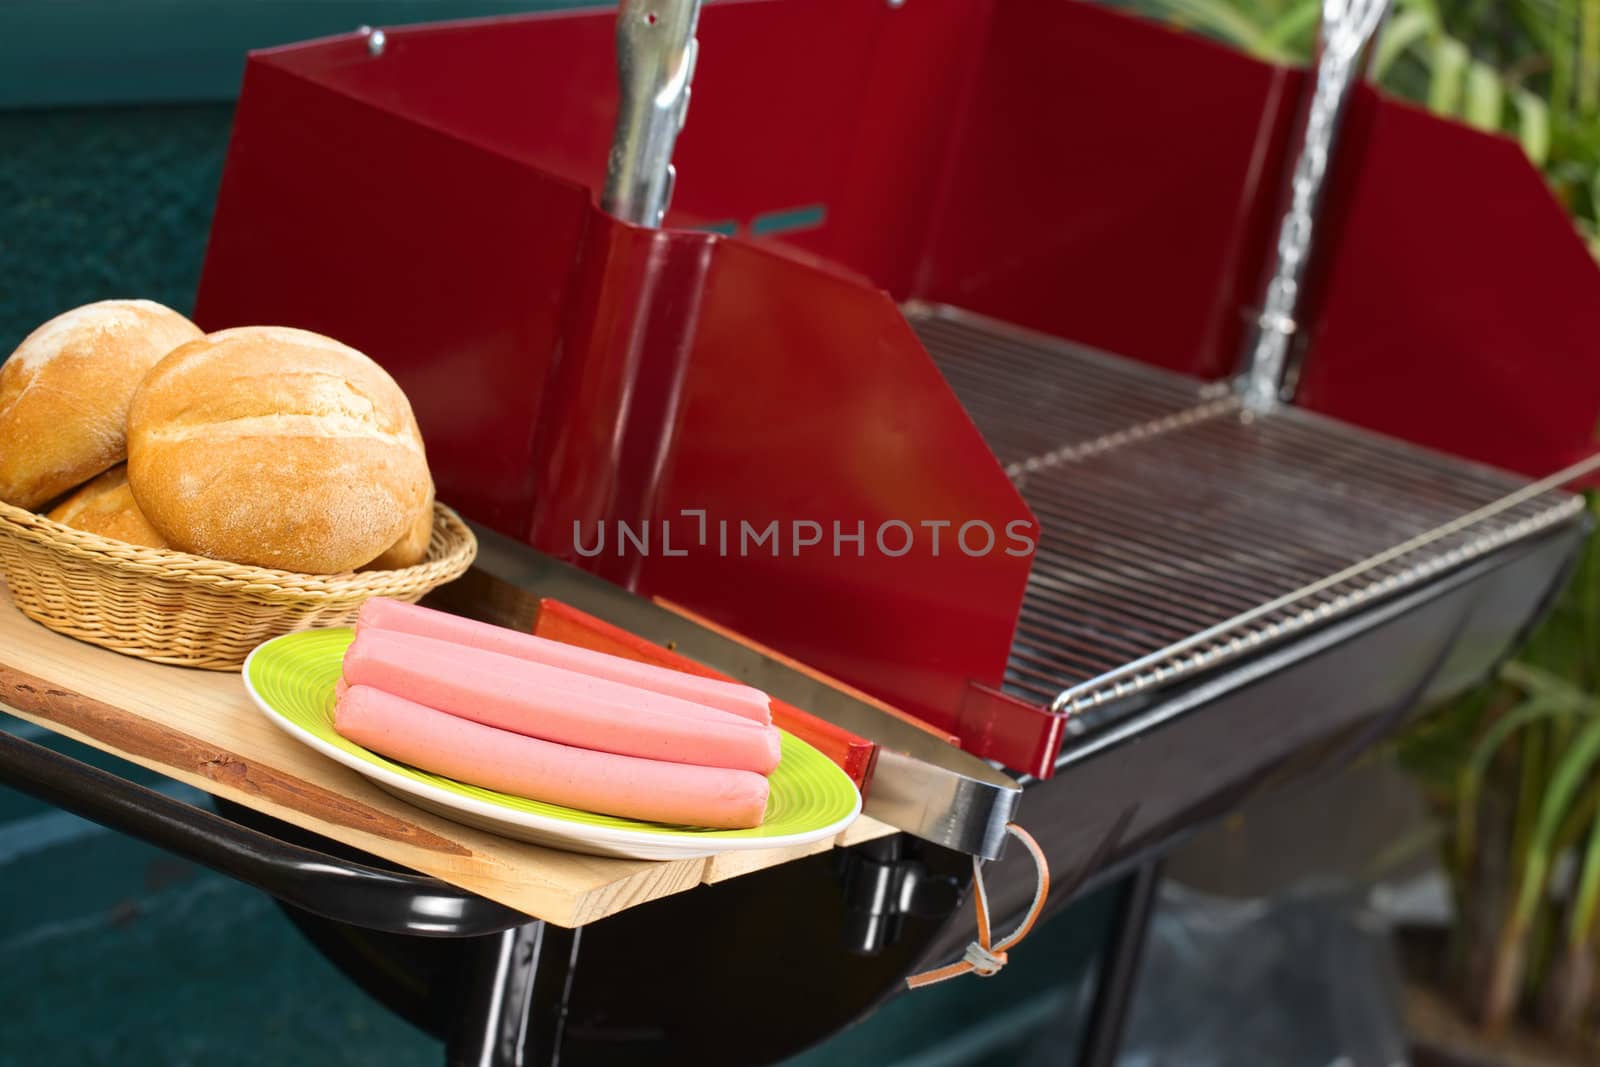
196,0 -> 1600,775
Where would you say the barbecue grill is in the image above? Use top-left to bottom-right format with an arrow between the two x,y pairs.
912,303 -> 1585,726
194,0 -> 1600,772
5,0 -> 1599,1063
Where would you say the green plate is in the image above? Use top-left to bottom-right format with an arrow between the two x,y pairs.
242,627 -> 861,859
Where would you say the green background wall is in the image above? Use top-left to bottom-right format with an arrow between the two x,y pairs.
0,104 -> 232,353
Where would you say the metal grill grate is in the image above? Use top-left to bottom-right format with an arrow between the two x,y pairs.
910,304 -> 1585,717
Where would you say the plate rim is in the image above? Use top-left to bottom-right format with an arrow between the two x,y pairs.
241,629 -> 862,858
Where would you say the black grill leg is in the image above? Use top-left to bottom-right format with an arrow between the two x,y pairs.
447,922 -> 582,1067
1078,860 -> 1163,1067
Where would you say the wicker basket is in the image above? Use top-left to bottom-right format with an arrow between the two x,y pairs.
0,498 -> 477,670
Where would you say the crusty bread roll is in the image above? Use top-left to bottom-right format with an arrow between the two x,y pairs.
46,465 -> 168,549
0,300 -> 203,509
362,480 -> 435,571
127,326 -> 430,574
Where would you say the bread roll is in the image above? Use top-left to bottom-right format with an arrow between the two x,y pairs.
362,480 -> 435,571
46,465 -> 168,549
0,300 -> 203,509
127,326 -> 430,574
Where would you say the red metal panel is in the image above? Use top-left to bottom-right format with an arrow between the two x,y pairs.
256,1 -> 992,293
258,11 -> 620,197
617,235 -> 1041,755
514,206 -> 1044,758
910,1 -> 1302,380
196,57 -> 591,535
524,212 -> 717,591
959,683 -> 1066,783
1295,93 -> 1600,478
777,0 -> 994,294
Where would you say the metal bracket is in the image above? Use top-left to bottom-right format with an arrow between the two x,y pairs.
839,838 -> 963,956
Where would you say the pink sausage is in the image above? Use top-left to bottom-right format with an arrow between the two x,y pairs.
357,598 -> 772,725
342,630 -> 782,774
351,628 -> 756,731
336,685 -> 768,828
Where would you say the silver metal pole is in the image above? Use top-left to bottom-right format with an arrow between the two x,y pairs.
601,0 -> 703,226
1237,0 -> 1391,411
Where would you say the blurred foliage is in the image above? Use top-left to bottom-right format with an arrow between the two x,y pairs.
1393,494 -> 1600,1042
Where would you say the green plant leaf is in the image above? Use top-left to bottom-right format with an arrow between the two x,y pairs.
1567,812 -> 1600,948
1511,725 -> 1550,893
1374,8 -> 1439,81
1464,60 -> 1505,129
1401,0 -> 1444,29
1262,0 -> 1323,53
1516,0 -> 1567,58
1456,695 -> 1573,873
1581,0 -> 1600,116
1510,716 -> 1600,933
1454,667 -> 1600,873
1156,0 -> 1294,59
1514,88 -> 1554,165
1543,0 -> 1580,133
1550,778 -> 1600,866
1502,661 -> 1600,713
1430,36 -> 1470,116
1485,714 -> 1600,1027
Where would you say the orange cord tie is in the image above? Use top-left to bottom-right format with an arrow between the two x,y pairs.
904,823 -> 1050,989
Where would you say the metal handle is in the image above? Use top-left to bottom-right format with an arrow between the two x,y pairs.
0,729 -> 529,938
1237,0 -> 1391,411
601,0 -> 702,226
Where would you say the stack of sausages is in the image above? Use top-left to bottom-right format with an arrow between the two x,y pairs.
337,599 -> 782,828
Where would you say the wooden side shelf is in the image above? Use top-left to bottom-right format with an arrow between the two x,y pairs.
0,585 -> 888,927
